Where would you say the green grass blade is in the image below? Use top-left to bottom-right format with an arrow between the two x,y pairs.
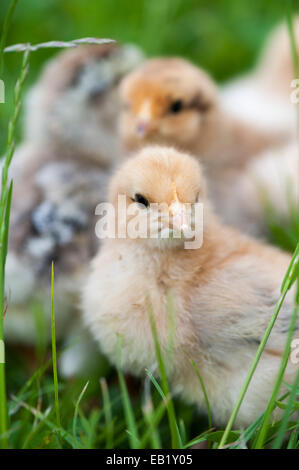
140,397 -> 168,448
145,369 -> 165,399
218,289 -> 289,448
287,426 -> 299,448
281,241 -> 299,293
10,395 -> 76,448
21,406 -> 52,449
183,436 -> 208,449
272,371 -> 299,449
0,4 -> 27,448
183,428 -> 212,449
148,310 -> 182,448
72,381 -> 89,445
0,0 -> 19,76
190,358 -> 212,429
231,413 -> 265,449
254,303 -> 299,448
0,184 -> 12,449
0,351 -> 7,449
32,300 -> 48,365
1,181 -> 13,266
50,263 -> 61,432
100,378 -> 114,449
116,336 -> 140,448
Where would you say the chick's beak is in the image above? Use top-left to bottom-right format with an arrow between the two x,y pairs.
169,183 -> 191,235
170,202 -> 189,233
136,100 -> 152,138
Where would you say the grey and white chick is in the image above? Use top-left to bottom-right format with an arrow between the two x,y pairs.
4,43 -> 144,369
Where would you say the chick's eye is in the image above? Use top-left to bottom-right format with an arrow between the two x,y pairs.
134,193 -> 149,208
68,65 -> 84,88
169,99 -> 183,114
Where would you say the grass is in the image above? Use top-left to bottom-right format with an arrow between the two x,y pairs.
50,263 -> 61,433
116,336 -> 140,448
254,301 -> 299,448
0,0 -> 29,446
148,308 -> 182,449
0,0 -> 299,450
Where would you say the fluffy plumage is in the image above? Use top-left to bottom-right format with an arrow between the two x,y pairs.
82,146 -> 298,428
4,43 -> 144,351
217,142 -> 299,236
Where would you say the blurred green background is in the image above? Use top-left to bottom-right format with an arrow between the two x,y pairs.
0,0 -> 298,154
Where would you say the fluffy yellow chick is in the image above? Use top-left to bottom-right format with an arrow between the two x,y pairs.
119,58 -> 285,179
82,146 -> 298,428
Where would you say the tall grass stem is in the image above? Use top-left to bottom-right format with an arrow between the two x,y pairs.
50,263 -> 61,431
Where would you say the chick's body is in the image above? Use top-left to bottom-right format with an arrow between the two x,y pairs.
82,147 -> 298,427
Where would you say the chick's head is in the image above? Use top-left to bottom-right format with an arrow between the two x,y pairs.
108,146 -> 205,247
119,58 -> 218,152
26,43 -> 144,164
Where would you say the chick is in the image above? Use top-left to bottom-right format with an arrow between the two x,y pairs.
119,57 -> 297,237
4,43 -> 144,352
82,146 -> 298,428
119,57 -> 286,180
222,20 -> 299,137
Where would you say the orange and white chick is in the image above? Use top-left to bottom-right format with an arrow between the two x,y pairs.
119,57 -> 298,237
82,146 -> 298,428
119,58 -> 286,179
